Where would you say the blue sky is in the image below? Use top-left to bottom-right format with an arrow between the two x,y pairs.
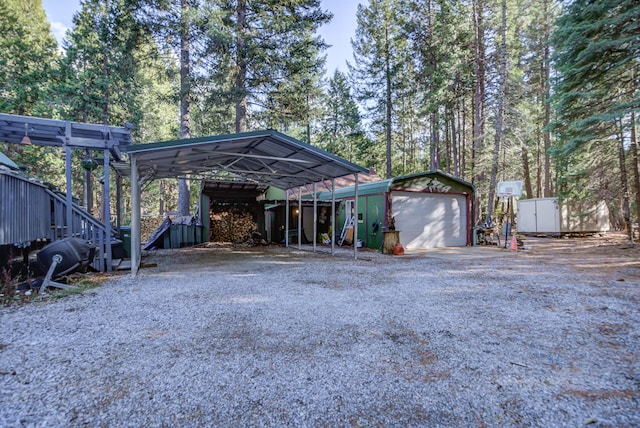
41,0 -> 358,75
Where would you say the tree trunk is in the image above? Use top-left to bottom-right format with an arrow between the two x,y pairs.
618,123 -> 632,243
400,97 -> 406,174
521,144 -> 534,199
461,97 -> 466,180
471,0 -> 486,186
536,124 -> 542,198
485,0 -> 507,223
84,148 -> 93,215
159,180 -> 165,217
452,107 -> 459,177
96,27 -> 110,219
385,25 -> 393,179
235,0 -> 248,133
543,0 -> 552,197
430,112 -> 439,170
471,0 -> 486,224
102,49 -> 110,121
445,113 -> 451,173
630,112 -> 639,241
177,0 -> 191,217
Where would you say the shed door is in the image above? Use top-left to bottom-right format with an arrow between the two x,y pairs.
392,192 -> 467,249
516,198 -> 560,233
535,198 -> 560,233
517,200 -> 538,233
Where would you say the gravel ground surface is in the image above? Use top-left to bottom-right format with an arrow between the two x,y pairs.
1,236 -> 639,427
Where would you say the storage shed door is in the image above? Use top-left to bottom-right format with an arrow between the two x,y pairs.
392,192 -> 467,248
516,199 -> 538,233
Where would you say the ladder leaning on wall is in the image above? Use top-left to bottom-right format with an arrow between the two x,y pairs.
338,216 -> 355,246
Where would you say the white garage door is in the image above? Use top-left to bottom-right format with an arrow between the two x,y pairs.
392,192 -> 467,249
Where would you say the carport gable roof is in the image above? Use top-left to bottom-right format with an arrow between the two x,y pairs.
126,130 -> 368,190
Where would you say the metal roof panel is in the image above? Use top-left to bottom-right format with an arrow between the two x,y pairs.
126,130 -> 368,189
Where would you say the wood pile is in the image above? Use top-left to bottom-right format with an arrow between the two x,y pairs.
141,216 -> 164,243
210,208 -> 256,243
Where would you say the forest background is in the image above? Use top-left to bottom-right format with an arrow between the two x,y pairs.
1,0 -> 638,236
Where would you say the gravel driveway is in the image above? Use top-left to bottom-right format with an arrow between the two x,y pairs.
1,237 -> 639,427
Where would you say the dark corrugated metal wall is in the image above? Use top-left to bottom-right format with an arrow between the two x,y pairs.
0,171 -> 51,246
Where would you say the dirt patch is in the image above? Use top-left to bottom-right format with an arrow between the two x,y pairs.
521,233 -> 640,273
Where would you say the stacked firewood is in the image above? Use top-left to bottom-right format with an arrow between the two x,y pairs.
210,208 -> 256,242
141,217 -> 163,243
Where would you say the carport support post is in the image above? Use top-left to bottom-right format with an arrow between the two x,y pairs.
313,182 -> 317,252
298,187 -> 302,249
331,178 -> 335,255
285,189 -> 289,248
65,122 -> 73,238
103,146 -> 112,272
116,174 -> 122,232
130,155 -> 140,276
354,173 -> 359,260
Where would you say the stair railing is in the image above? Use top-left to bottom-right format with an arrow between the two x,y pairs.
46,189 -> 115,272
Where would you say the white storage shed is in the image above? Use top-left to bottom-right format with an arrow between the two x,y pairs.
517,198 -> 610,235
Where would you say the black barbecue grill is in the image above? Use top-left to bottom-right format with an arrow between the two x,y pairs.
36,238 -> 96,293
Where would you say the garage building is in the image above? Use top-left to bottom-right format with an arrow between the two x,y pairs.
312,170 -> 476,250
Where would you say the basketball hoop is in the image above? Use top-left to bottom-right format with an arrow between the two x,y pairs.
497,181 -> 523,198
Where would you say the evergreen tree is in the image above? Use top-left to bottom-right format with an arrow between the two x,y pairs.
57,0 -> 143,125
485,0 -> 508,223
511,0 -> 555,198
0,0 -> 58,115
471,0 -> 487,189
203,0 -> 331,133
134,40 -> 182,218
552,0 -> 639,155
551,0 -> 640,234
134,42 -> 180,143
406,0 -> 474,176
0,0 -> 63,186
350,0 -> 407,178
135,0 -> 210,215
177,0 -> 193,216
317,70 -> 366,164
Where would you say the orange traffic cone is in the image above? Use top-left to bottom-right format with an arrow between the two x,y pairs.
510,235 -> 518,252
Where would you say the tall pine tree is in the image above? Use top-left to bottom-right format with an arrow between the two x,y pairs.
57,0 -> 143,125
552,0 -> 640,234
0,0 -> 63,186
203,0 -> 331,133
0,0 -> 58,115
317,70 -> 368,164
350,0 -> 407,178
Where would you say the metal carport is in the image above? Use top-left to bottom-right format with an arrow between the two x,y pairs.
126,130 -> 369,275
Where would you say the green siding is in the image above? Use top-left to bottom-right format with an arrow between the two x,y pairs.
333,193 -> 386,251
272,170 -> 475,249
315,180 -> 391,200
362,194 -> 385,250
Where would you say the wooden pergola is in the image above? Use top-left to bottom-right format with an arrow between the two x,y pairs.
0,113 -> 133,271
